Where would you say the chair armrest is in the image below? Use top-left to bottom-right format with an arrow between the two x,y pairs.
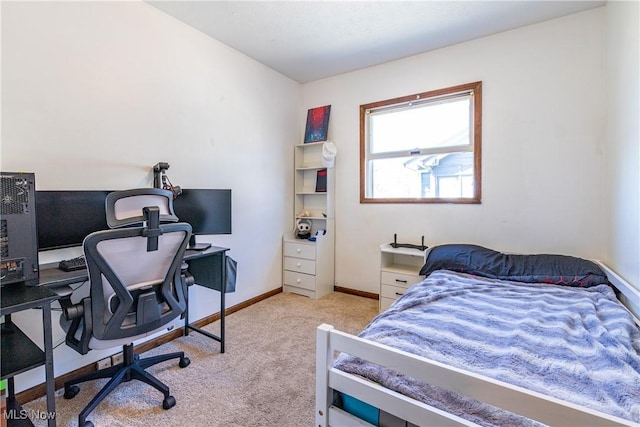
64,298 -> 93,355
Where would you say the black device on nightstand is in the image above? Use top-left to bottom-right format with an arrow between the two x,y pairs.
390,233 -> 428,251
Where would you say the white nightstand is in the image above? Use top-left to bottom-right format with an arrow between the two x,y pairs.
379,243 -> 427,311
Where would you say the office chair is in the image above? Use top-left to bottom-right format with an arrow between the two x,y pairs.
60,188 -> 192,427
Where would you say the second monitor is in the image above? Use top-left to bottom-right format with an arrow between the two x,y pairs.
172,189 -> 232,251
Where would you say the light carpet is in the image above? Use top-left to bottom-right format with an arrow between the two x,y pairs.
25,291 -> 378,427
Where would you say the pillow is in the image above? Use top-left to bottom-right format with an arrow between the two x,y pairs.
419,244 -> 608,288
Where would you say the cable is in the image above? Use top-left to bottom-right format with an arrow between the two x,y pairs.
53,339 -> 67,351
161,173 -> 182,198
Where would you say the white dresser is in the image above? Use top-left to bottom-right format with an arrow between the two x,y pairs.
283,232 -> 334,299
379,244 -> 427,311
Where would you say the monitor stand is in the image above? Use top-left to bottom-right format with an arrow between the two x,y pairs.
188,235 -> 211,251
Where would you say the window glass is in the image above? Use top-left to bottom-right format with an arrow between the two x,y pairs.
360,82 -> 481,203
370,97 -> 471,154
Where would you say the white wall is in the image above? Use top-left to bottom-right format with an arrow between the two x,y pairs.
302,8 -> 607,294
1,1 -> 299,391
604,0 -> 640,298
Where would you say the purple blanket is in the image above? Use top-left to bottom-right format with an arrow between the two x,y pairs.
334,270 -> 640,426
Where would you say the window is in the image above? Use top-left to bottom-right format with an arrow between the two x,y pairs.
360,81 -> 482,203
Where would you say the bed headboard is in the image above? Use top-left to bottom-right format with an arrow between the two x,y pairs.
596,261 -> 640,324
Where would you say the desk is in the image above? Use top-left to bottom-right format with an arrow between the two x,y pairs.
37,267 -> 88,290
182,246 -> 230,353
38,245 -> 230,352
1,284 -> 59,427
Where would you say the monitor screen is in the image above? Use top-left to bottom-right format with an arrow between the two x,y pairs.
173,189 -> 232,235
36,190 -> 111,251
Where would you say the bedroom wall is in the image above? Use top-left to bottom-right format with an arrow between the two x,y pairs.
604,1 -> 640,298
302,8 -> 607,294
1,1 -> 299,391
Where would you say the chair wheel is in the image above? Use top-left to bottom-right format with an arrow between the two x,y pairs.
163,395 -> 176,409
64,385 -> 80,399
179,357 -> 190,368
82,421 -> 94,427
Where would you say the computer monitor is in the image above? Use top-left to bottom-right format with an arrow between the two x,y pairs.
36,190 -> 111,251
172,189 -> 232,250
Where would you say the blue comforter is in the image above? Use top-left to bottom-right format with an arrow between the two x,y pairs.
334,270 -> 640,426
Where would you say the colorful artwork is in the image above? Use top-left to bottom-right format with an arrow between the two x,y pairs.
304,105 -> 331,143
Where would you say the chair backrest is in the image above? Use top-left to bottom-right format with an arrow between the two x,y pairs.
84,188 -> 191,342
106,188 -> 178,229
84,221 -> 191,341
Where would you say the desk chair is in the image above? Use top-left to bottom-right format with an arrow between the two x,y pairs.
60,189 -> 192,427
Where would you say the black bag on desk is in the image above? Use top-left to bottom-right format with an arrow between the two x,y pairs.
225,256 -> 237,293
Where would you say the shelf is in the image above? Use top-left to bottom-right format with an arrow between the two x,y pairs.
380,243 -> 428,257
295,208 -> 328,221
0,282 -> 58,427
296,141 -> 324,148
296,165 -> 325,171
285,137 -> 334,299
296,191 -> 327,195
382,264 -> 422,275
1,322 -> 46,379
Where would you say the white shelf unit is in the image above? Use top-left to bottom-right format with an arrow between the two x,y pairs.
283,142 -> 335,299
379,243 -> 427,311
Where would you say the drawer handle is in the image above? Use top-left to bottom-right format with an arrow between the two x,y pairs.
395,292 -> 405,296
395,279 -> 407,283
296,262 -> 302,268
296,278 -> 301,283
296,248 -> 301,253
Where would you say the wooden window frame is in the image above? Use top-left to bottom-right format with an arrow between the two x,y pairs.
360,81 -> 482,204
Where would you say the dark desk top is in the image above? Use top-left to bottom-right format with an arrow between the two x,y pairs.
36,245 -> 230,290
184,245 -> 229,260
38,267 -> 88,289
1,283 -> 60,315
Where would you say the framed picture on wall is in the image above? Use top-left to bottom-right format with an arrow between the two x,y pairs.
304,105 -> 331,143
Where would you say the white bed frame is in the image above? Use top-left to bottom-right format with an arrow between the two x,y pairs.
316,263 -> 640,427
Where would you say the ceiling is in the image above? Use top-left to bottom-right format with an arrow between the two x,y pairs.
147,1 -> 605,83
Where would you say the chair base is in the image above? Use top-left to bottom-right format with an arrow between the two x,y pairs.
64,343 -> 190,427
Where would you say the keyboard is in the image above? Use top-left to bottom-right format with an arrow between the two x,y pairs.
58,256 -> 87,272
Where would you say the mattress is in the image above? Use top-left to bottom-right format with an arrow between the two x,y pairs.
334,270 -> 640,426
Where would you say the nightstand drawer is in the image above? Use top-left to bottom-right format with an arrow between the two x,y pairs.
381,284 -> 409,300
284,256 -> 315,275
283,270 -> 316,291
380,271 -> 422,289
284,242 -> 316,260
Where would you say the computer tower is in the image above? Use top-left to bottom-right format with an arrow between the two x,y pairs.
0,172 -> 39,286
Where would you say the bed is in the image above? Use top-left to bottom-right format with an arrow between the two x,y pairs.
316,244 -> 640,427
